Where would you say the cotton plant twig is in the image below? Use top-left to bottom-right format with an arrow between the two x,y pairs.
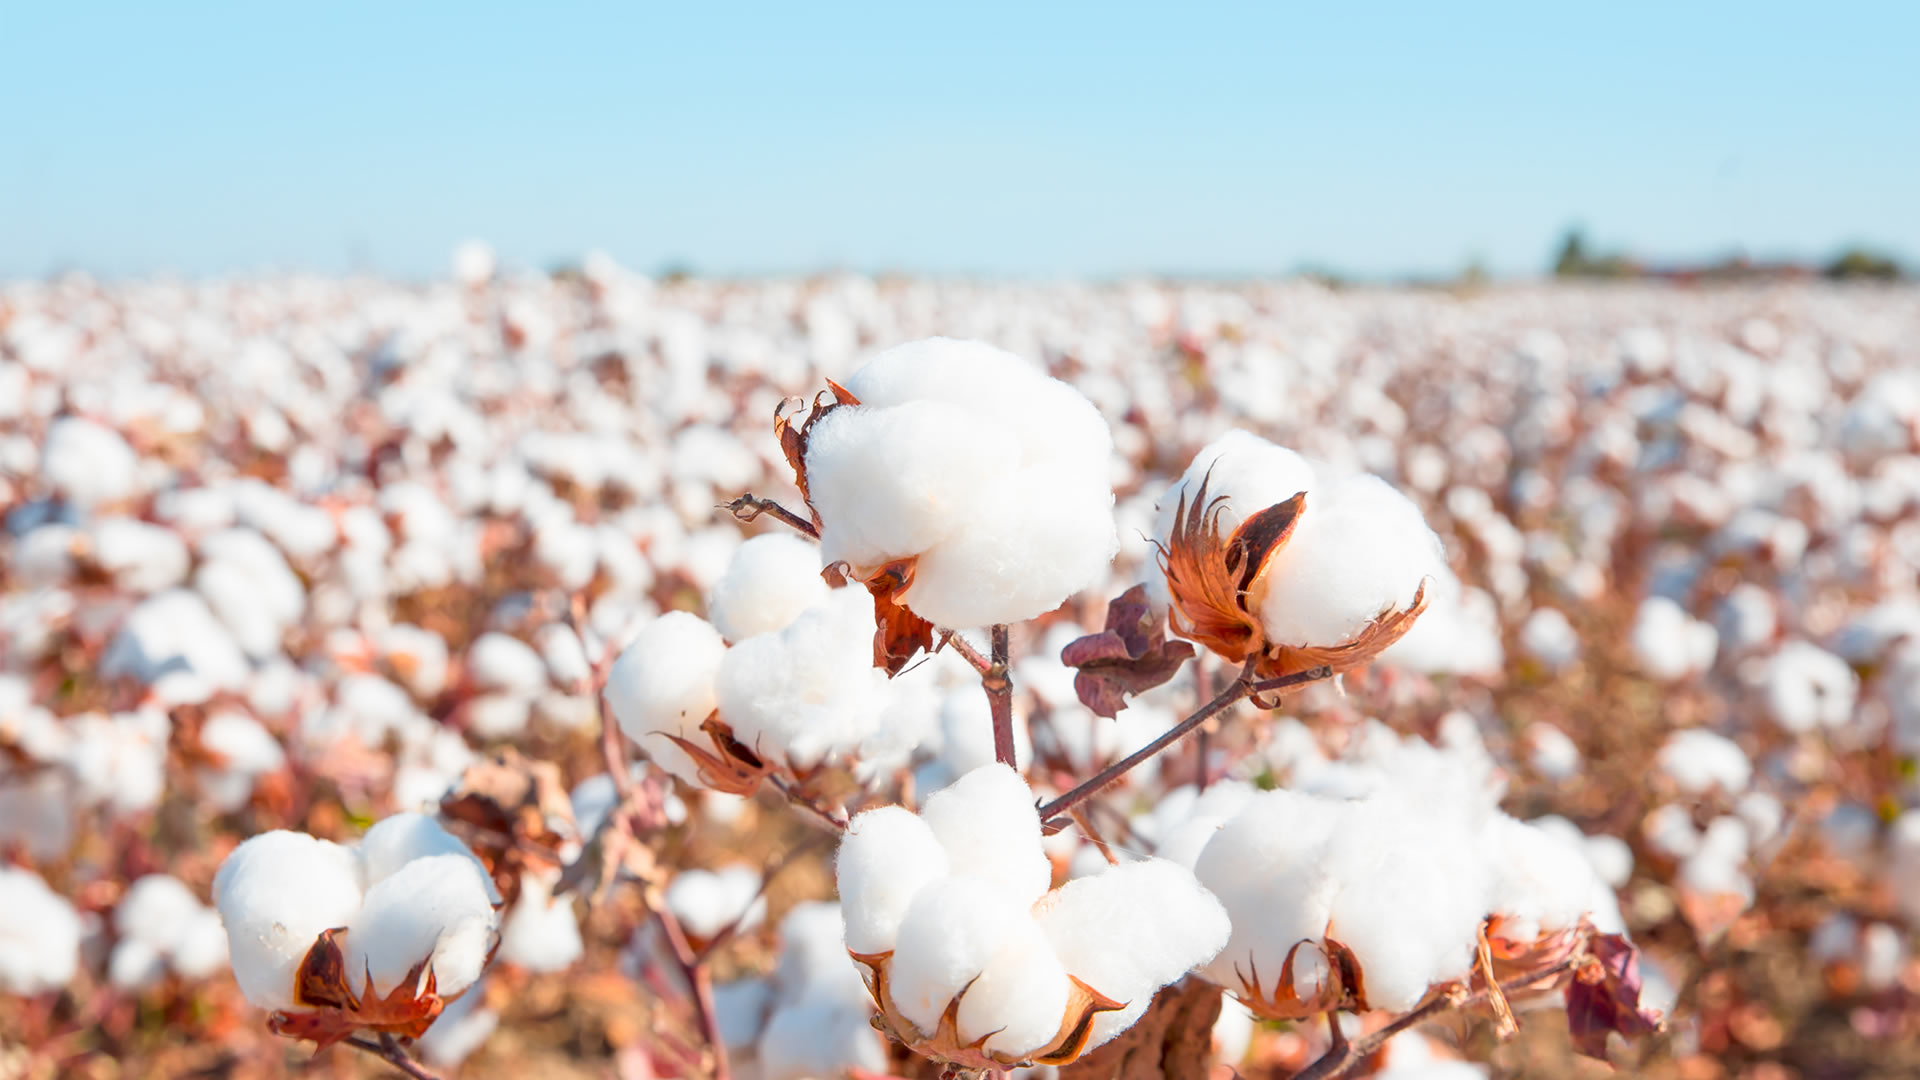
1290,954 -> 1586,1080
986,625 -> 1017,768
342,1033 -> 441,1080
653,905 -> 732,1080
725,494 -> 818,538
1036,659 -> 1333,828
770,774 -> 850,832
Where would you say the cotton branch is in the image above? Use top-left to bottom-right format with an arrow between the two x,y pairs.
1036,659 -> 1332,828
987,625 -> 1016,767
725,494 -> 818,538
343,1033 -> 441,1080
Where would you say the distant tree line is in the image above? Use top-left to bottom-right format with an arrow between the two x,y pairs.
1551,228 -> 1904,282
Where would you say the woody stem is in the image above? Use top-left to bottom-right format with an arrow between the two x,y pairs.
725,494 -> 818,539
987,625 -> 1017,767
343,1034 -> 440,1080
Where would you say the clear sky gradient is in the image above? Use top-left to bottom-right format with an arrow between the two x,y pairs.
4,2 -> 1916,280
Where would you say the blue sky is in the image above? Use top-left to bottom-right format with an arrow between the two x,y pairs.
3,2 -> 1916,279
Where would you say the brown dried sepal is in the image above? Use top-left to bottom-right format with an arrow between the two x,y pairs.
851,949 -> 1126,1069
852,559 -> 937,676
1061,584 -> 1198,718
1156,475 -> 1303,665
1224,937 -> 1369,1021
266,928 -> 447,1049
440,747 -> 578,906
774,379 -> 861,520
1254,579 -> 1430,692
663,713 -> 774,796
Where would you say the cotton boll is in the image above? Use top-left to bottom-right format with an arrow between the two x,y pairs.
171,908 -> 229,979
115,874 -> 203,954
468,632 -> 548,696
0,866 -> 82,994
715,586 -> 891,769
1656,729 -> 1751,794
1255,472 -> 1444,647
498,872 -> 582,973
953,914 -> 1073,1059
1519,608 -> 1582,671
1037,859 -> 1230,1050
917,764 -> 1052,908
837,806 -> 951,955
214,831 -> 365,1010
772,901 -> 869,1006
380,624 -> 451,699
1153,430 -> 1317,547
416,974 -> 501,1067
85,517 -> 191,593
1762,642 -> 1857,733
197,709 -> 286,812
887,876 -> 1028,1036
666,865 -> 768,941
101,588 -> 249,696
358,813 -> 502,903
603,611 -> 728,787
759,1000 -> 890,1080
1194,790 -> 1341,1001
1526,723 -> 1582,780
42,416 -> 137,509
1630,596 -> 1719,681
707,532 -> 830,642
344,854 -> 499,999
714,977 -> 774,1052
1213,997 -> 1255,1066
1480,816 -> 1604,938
535,623 -> 592,688
110,937 -> 167,990
1643,804 -> 1702,860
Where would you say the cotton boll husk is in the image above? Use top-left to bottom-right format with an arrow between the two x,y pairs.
1254,472 -> 1444,647
603,611 -> 727,787
0,866 -> 82,994
1037,859 -> 1230,1050
887,876 -> 1028,1036
805,400 -> 1013,571
468,632 -> 548,695
714,586 -> 890,769
358,813 -> 502,903
836,806 -> 951,955
953,916 -> 1074,1060
1656,729 -> 1752,794
665,865 -> 767,941
498,871 -> 583,973
759,1001 -> 889,1080
917,764 -> 1052,908
907,461 -> 1117,628
1194,790 -> 1341,1000
707,532 -> 830,642
344,854 -> 499,999
213,831 -> 365,1009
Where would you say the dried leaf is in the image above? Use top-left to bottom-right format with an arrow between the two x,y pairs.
1157,476 -> 1304,664
861,559 -> 935,676
440,747 -> 578,906
1061,585 -> 1197,718
1565,933 -> 1663,1060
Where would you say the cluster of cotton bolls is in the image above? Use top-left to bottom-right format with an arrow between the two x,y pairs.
7,258 -> 1920,1076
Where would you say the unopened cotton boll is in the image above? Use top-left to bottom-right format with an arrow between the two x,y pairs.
0,866 -> 82,994
1036,859 -> 1231,1050
214,831 -> 365,1010
344,854 -> 499,999
715,585 -> 891,769
706,532 -> 830,641
603,611 -> 728,787
837,806 -> 952,955
917,764 -> 1053,908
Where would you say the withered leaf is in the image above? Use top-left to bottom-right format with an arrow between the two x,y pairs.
1565,933 -> 1663,1060
1061,584 -> 1197,718
863,560 -> 934,677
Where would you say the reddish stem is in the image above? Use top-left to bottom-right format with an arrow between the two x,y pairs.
987,625 -> 1016,768
725,494 -> 818,538
342,1034 -> 441,1080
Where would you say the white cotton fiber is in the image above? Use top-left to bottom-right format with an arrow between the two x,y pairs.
116,874 -> 203,952
0,866 -> 82,994
836,806 -> 951,955
1480,816 -> 1604,940
886,876 -> 1028,1036
707,532 -> 830,642
772,901 -> 869,1006
358,812 -> 501,903
954,913 -> 1073,1058
917,764 -> 1052,908
1254,472 -> 1445,648
714,585 -> 890,769
1763,641 -> 1857,733
1629,596 -> 1719,681
1152,430 -> 1317,548
664,865 -> 767,941
1194,790 -> 1341,1001
416,975 -> 500,1067
498,872 -> 583,973
213,831 -> 365,1010
603,611 -> 728,787
759,1000 -> 890,1080
468,632 -> 548,696
1519,608 -> 1582,670
1038,859 -> 1231,1050
42,416 -> 137,509
1656,729 -> 1752,794
172,907 -> 230,979
344,853 -> 499,999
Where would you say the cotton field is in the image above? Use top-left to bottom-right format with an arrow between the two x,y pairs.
3,258 -> 1920,1080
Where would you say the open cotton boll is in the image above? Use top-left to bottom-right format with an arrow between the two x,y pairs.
498,872 -> 583,973
954,914 -> 1073,1058
116,874 -> 203,954
171,907 -> 229,979
917,764 -> 1053,908
42,416 -> 138,508
198,709 -> 286,812
1526,723 -> 1582,780
759,1000 -> 890,1080
887,876 -> 1029,1036
358,812 -> 502,903
666,865 -> 768,941
1152,430 -> 1317,549
0,866 -> 82,994
85,517 -> 191,593
468,632 -> 548,696
344,854 -> 499,999
379,624 -> 451,699
603,611 -> 727,787
714,586 -> 891,769
772,901 -> 870,1006
1254,472 -> 1445,647
535,623 -> 591,688
1037,859 -> 1231,1050
1519,608 -> 1582,671
837,806 -> 951,955
706,532 -> 830,642
214,831 -> 365,1010
1194,790 -> 1342,1001
1480,816 -> 1607,940
1763,641 -> 1857,733
1629,596 -> 1719,680
1656,729 -> 1751,794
